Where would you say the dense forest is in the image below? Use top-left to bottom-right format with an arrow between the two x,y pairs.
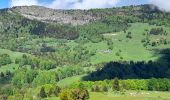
0,4 -> 170,100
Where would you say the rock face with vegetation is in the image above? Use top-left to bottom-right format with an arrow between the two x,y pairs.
11,6 -> 98,25
0,4 -> 170,100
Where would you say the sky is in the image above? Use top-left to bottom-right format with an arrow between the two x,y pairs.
0,0 -> 170,11
0,0 -> 148,9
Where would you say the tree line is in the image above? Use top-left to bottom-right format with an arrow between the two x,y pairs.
83,60 -> 170,81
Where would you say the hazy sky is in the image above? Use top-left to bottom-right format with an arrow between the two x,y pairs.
0,0 -> 148,9
0,0 -> 170,11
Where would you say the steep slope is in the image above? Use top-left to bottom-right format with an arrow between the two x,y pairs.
0,8 -> 79,40
10,6 -> 98,25
9,4 -> 160,26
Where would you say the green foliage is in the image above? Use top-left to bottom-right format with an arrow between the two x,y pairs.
59,89 -> 89,100
40,43 -> 55,53
0,95 -> 7,100
148,78 -> 170,91
102,85 -> 108,92
0,85 -> 15,96
56,66 -> 85,81
39,60 -> 56,70
106,39 -> 113,50
126,32 -> 132,39
0,72 -> 5,77
54,86 -> 61,97
78,15 -> 132,43
149,28 -> 165,35
125,79 -> 148,90
39,87 -> 47,98
0,4 -> 170,99
17,54 -> 56,70
70,89 -> 89,100
71,78 -> 170,92
33,71 -> 56,86
12,69 -> 38,87
0,11 -> 79,40
91,85 -> 101,92
59,89 -> 71,100
113,77 -> 120,91
0,54 -> 12,66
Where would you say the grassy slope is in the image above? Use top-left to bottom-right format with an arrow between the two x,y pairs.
2,22 -> 168,73
46,91 -> 170,100
51,75 -> 170,100
57,75 -> 85,87
0,22 -> 170,99
1,22 -> 170,75
86,23 -> 170,64
90,91 -> 170,100
0,49 -> 28,73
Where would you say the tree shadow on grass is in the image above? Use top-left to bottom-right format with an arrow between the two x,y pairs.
82,49 -> 170,81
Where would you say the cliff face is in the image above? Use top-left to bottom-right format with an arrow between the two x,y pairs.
10,6 -> 99,25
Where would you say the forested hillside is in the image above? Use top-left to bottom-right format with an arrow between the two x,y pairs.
0,4 -> 170,100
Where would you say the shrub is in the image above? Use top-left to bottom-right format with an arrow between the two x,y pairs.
0,86 -> 15,96
149,28 -> 164,35
48,88 -> 53,97
102,86 -> 108,92
39,87 -> 47,98
54,86 -> 61,97
59,89 -> 89,100
0,95 -> 7,100
91,85 -> 100,92
70,89 -> 89,100
0,72 -> 5,77
126,32 -> 132,39
0,54 -> 12,66
59,89 -> 71,100
113,77 -> 120,91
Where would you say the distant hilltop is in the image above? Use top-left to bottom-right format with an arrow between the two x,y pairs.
0,4 -> 160,25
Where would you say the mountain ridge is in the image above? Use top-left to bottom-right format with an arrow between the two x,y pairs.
2,4 -> 159,25
10,5 -> 98,25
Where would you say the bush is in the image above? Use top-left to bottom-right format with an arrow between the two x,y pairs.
113,77 -> 120,91
126,32 -> 132,39
0,54 -> 12,66
102,86 -> 108,92
91,85 -> 100,92
70,89 -> 89,100
48,88 -> 53,97
150,28 -> 164,35
12,69 -> 38,87
59,89 -> 71,100
0,72 -> 5,77
59,89 -> 89,100
0,95 -> 7,100
54,86 -> 61,97
33,71 -> 56,86
147,78 -> 170,91
0,86 -> 15,96
39,87 -> 47,98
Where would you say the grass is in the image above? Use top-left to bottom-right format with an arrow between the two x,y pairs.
0,49 -> 29,73
0,23 -> 170,99
57,75 -> 85,87
0,49 -> 26,61
85,23 -> 170,64
90,91 -> 170,100
40,23 -> 170,65
43,91 -> 170,100
0,64 -> 19,73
